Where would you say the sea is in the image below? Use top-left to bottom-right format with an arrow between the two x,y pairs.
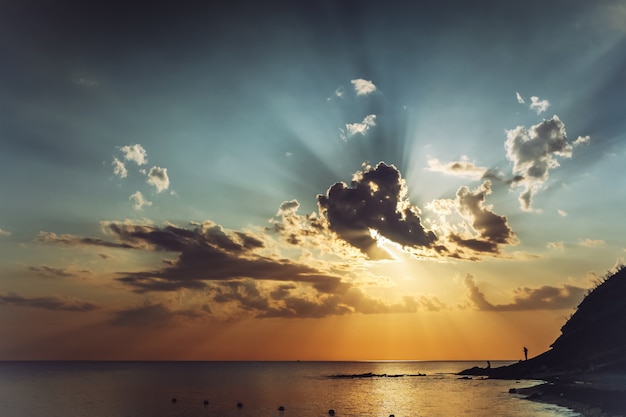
0,361 -> 579,417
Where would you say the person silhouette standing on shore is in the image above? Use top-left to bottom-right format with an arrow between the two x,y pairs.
523,346 -> 528,361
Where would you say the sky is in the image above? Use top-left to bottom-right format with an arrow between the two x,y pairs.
0,0 -> 625,361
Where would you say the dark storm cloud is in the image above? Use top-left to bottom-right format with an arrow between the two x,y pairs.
464,275 -> 585,311
0,292 -> 99,312
101,221 -> 345,294
317,162 -> 437,259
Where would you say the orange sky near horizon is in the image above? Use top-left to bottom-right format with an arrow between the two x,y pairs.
0,305 -> 566,361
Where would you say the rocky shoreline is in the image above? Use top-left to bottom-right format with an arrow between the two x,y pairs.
514,376 -> 626,417
458,365 -> 626,417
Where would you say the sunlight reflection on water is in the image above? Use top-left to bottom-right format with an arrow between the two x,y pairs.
0,361 -> 578,417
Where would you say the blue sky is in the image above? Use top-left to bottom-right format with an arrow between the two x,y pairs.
0,0 -> 625,360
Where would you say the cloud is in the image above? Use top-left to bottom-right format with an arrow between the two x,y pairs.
351,78 -> 377,95
334,87 -> 345,98
340,114 -> 376,141
449,181 -> 516,254
112,157 -> 128,179
27,265 -> 92,279
147,166 -> 170,193
0,291 -> 99,312
36,231 -> 134,249
557,209 -> 568,217
101,221 -> 348,294
317,162 -> 437,259
120,144 -> 147,166
505,115 -> 575,211
277,199 -> 300,216
529,96 -> 550,114
546,241 -> 564,250
573,135 -> 591,147
579,238 -> 605,247
464,274 -> 585,311
427,157 -> 487,179
0,228 -> 11,236
515,92 -> 525,104
129,191 -> 152,210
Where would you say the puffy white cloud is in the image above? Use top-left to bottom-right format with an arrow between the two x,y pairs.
120,144 -> 147,166
129,191 -> 152,210
112,157 -> 127,179
0,228 -> 11,236
277,199 -> 300,216
557,209 -> 568,217
147,166 -> 170,193
529,96 -> 550,114
515,92 -> 525,104
573,135 -> 591,147
505,115 -> 574,211
351,78 -> 377,95
340,114 -> 376,141
427,157 -> 487,179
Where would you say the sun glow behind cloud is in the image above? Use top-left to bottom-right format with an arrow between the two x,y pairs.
1,0 -> 625,361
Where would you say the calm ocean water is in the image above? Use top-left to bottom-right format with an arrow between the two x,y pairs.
0,361 -> 578,417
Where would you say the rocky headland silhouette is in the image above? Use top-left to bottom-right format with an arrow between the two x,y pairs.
460,265 -> 626,415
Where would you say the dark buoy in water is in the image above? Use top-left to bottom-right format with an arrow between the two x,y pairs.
328,409 -> 335,415
237,402 -> 243,408
278,406 -> 285,411
171,398 -> 177,403
204,400 -> 209,405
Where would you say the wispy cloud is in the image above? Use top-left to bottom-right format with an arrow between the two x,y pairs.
546,241 -> 564,250
557,209 -> 568,217
579,238 -> 605,247
340,114 -> 376,141
427,157 -> 487,180
147,167 -> 170,193
529,96 -> 550,114
27,265 -> 92,279
129,191 -> 152,210
0,228 -> 11,237
515,92 -> 525,104
0,292 -> 100,312
112,157 -> 128,179
36,231 -> 134,249
351,78 -> 377,96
